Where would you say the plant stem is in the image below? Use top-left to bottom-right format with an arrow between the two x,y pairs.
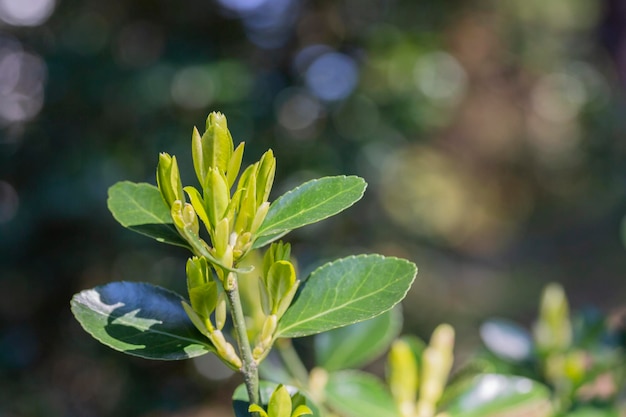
276,338 -> 309,387
225,272 -> 260,407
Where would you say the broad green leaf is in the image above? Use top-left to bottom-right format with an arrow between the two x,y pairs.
443,374 -> 552,417
315,307 -> 402,371
479,319 -> 533,363
107,181 -> 189,248
325,371 -> 399,417
277,255 -> 417,338
256,176 -> 367,240
232,381 -> 320,417
71,281 -> 213,360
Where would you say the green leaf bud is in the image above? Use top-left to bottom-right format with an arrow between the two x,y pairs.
182,203 -> 200,236
184,186 -> 211,232
211,329 -> 242,369
191,126 -> 205,186
251,201 -> 270,235
253,314 -> 278,360
206,168 -> 230,228
226,142 -> 245,189
388,339 -> 418,417
186,256 -> 208,290
269,384 -> 292,417
203,111 -> 234,174
156,153 -> 184,207
215,290 -> 227,331
417,324 -> 455,416
266,260 -> 296,315
256,149 -> 276,205
214,217 -> 230,258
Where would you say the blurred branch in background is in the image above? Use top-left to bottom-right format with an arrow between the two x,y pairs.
1,0 -> 626,416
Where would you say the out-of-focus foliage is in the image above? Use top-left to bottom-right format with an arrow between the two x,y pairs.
2,0 -> 626,416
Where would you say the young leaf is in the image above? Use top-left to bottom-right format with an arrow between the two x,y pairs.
325,371 -> 399,417
314,307 -> 403,371
70,281 -> 213,360
256,176 -> 367,241
277,255 -> 417,338
442,374 -> 552,417
107,181 -> 189,248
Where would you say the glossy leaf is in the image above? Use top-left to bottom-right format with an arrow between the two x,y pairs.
325,371 -> 399,417
256,176 -> 367,240
479,319 -> 533,363
71,281 -> 213,360
277,255 -> 417,338
233,381 -> 320,417
107,181 -> 189,248
443,374 -> 552,417
315,307 -> 402,371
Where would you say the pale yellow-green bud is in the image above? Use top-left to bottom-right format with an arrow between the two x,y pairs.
253,314 -> 278,360
534,283 -> 572,353
182,203 -> 200,236
184,186 -> 211,232
215,290 -> 227,331
388,339 -> 418,417
211,329 -> 242,369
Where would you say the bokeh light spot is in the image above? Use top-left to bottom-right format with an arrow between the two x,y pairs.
0,180 -> 19,223
414,51 -> 467,104
0,50 -> 46,124
0,0 -> 55,27
305,52 -> 359,102
171,66 -> 214,110
531,72 -> 587,123
276,88 -> 322,132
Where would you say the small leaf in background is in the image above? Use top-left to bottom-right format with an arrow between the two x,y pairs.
325,371 -> 399,417
71,281 -> 213,360
277,255 -> 417,338
232,381 -> 320,417
257,176 -> 367,240
315,307 -> 402,371
479,319 -> 533,363
107,181 -> 189,248
443,374 -> 552,417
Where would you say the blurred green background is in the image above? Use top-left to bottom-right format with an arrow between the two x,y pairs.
2,0 -> 626,415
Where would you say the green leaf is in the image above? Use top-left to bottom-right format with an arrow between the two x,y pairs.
107,181 -> 189,248
70,281 -> 213,360
257,176 -> 367,240
443,374 -> 552,417
325,371 -> 399,417
277,255 -> 417,338
232,381 -> 321,417
315,307 -> 402,371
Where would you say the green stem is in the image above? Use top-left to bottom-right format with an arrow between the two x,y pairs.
276,338 -> 309,388
224,271 -> 260,407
